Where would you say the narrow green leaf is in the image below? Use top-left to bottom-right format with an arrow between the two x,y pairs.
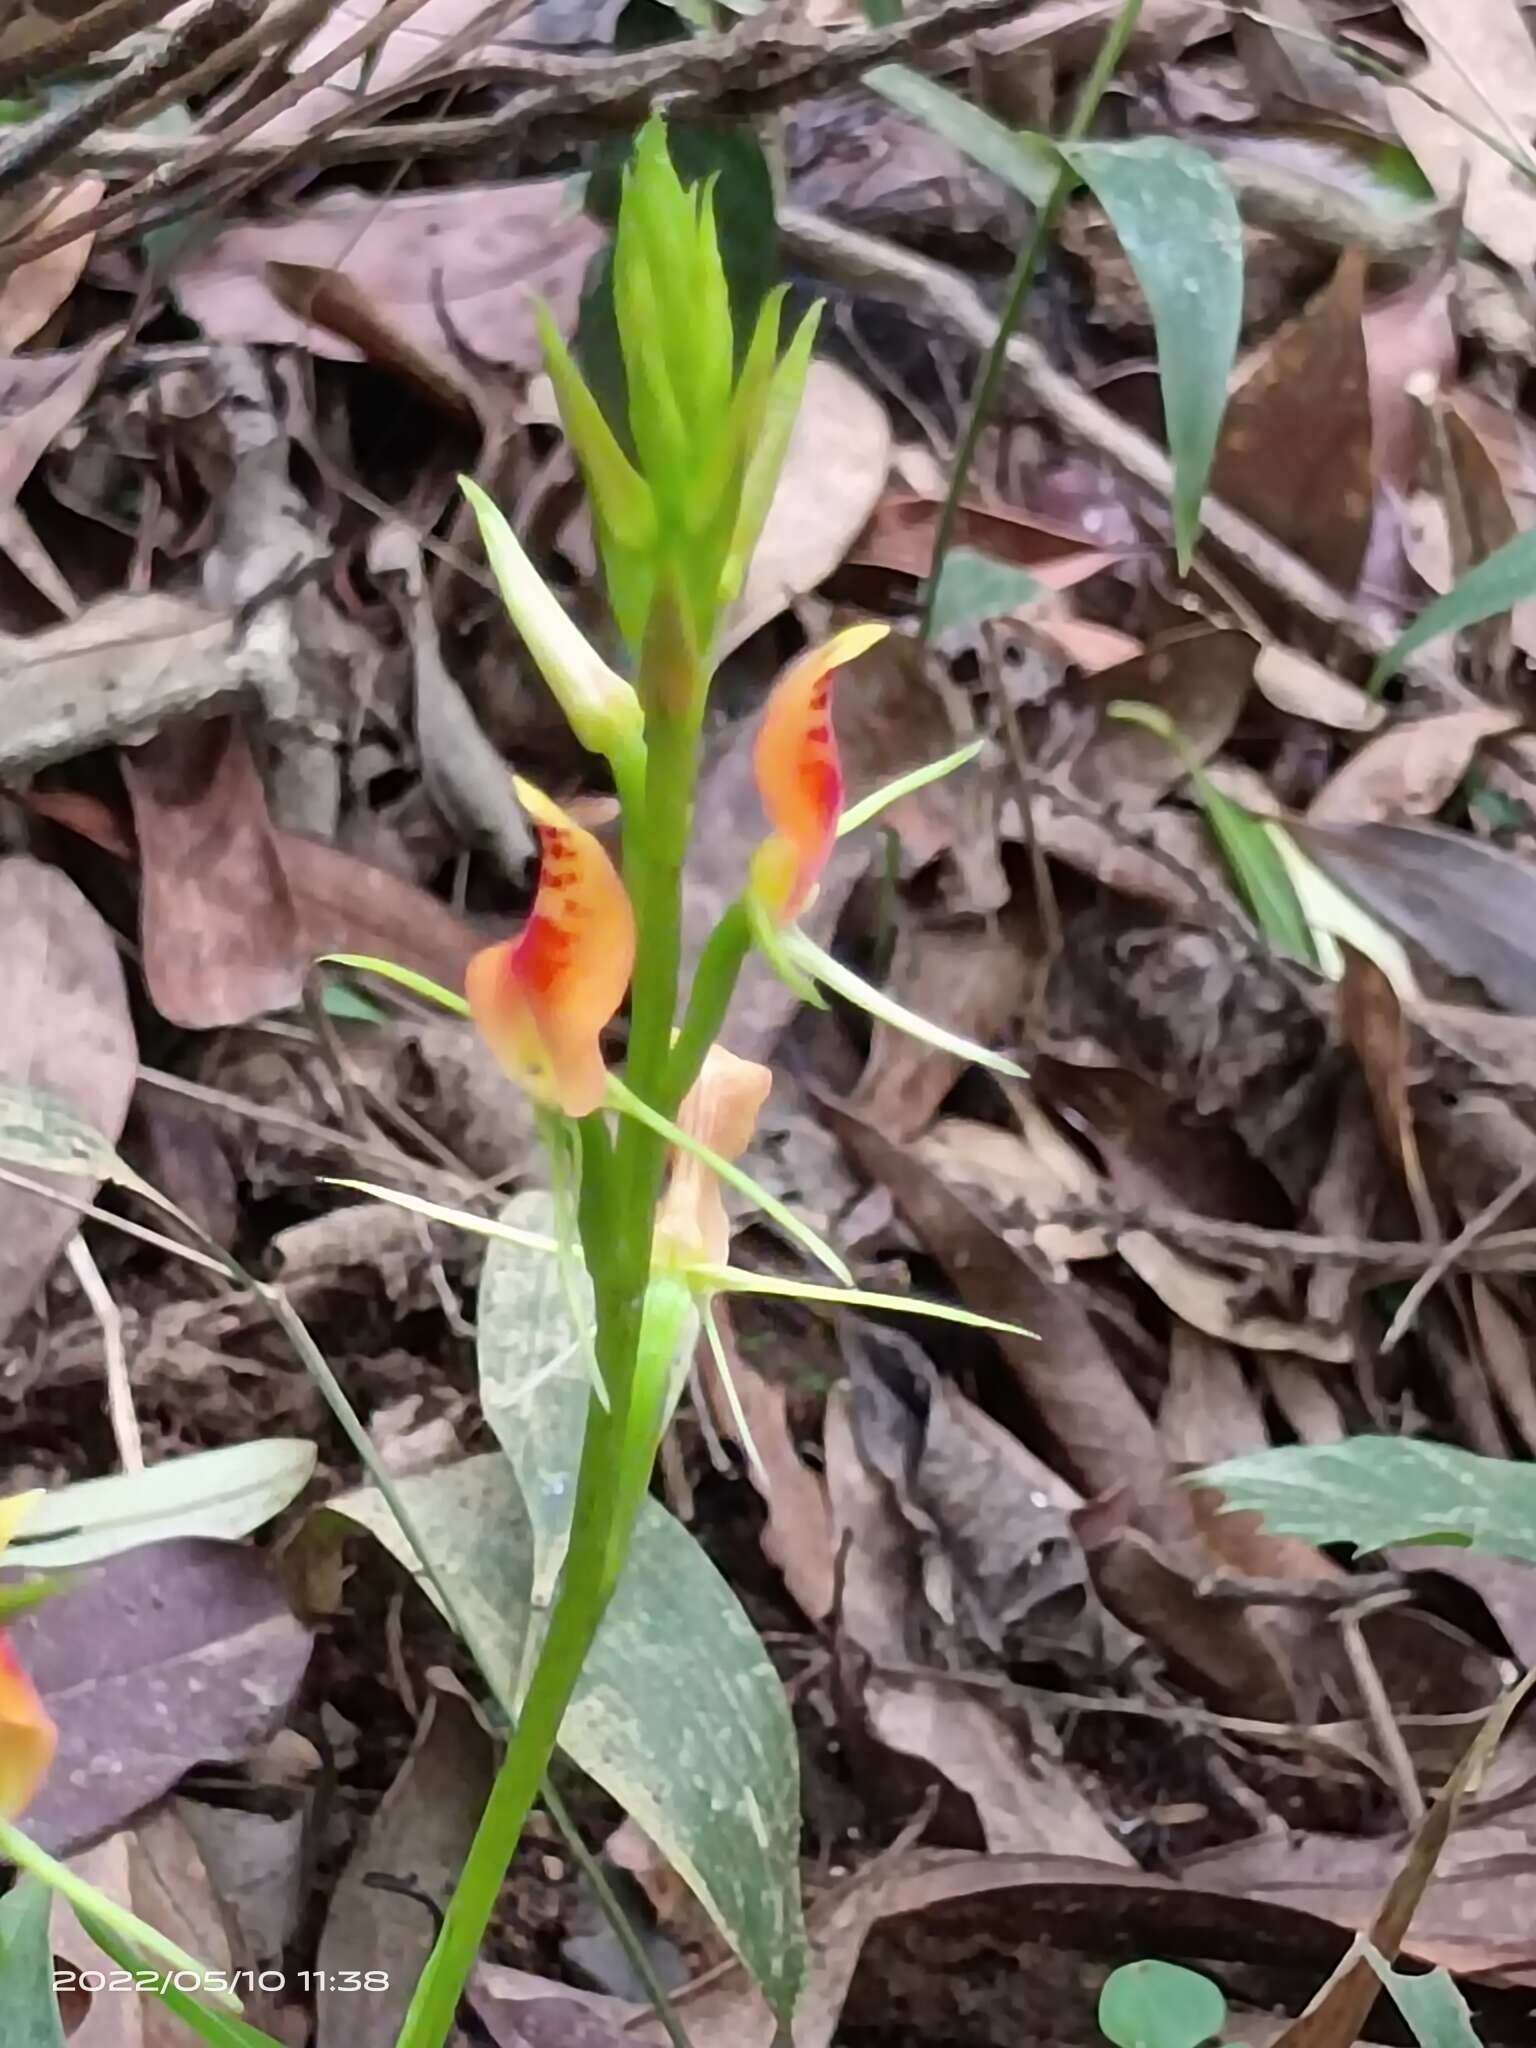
1059,139 -> 1242,568
8,1441 -> 316,1569
0,1879 -> 68,2048
1107,702 -> 1318,964
866,66 -> 1058,204
1371,527 -> 1536,690
926,547 -> 1044,638
1363,1952 -> 1483,2048
701,1266 -> 1034,1339
320,955 -> 470,1016
1099,1960 -> 1227,2048
783,930 -> 1028,1077
326,1456 -> 807,2021
1197,1437 -> 1536,1563
323,1180 -> 557,1254
838,739 -> 985,837
74,1910 -> 282,2048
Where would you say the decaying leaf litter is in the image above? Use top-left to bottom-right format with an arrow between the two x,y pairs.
10,0 -> 1536,2041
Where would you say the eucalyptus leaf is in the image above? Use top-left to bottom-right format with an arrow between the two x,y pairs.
9,1441 -> 317,1570
1198,1436 -> 1536,1562
1099,1960 -> 1227,2048
865,66 -> 1057,204
1364,1952 -> 1483,2048
324,1456 -> 807,2020
927,546 -> 1044,637
1372,528 -> 1536,689
1058,139 -> 1242,568
0,1879 -> 68,2048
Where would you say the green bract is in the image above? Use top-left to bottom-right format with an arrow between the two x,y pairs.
543,117 -> 819,686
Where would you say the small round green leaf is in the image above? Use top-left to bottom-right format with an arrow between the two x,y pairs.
1099,1961 -> 1227,2048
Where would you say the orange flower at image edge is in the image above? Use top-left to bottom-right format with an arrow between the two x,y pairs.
0,1493 -> 56,1818
466,779 -> 636,1119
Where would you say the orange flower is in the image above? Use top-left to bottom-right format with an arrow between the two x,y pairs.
656,1044 -> 772,1268
465,779 -> 635,1118
747,623 -> 889,924
0,1636 -> 53,1819
0,1492 -> 54,1818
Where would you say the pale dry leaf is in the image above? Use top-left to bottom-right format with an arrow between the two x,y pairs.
1252,643 -> 1385,732
1388,0 -> 1536,271
175,185 -> 601,375
53,1837 -> 143,2048
0,176 -> 105,352
912,1117 -> 1109,1265
0,328 -> 122,611
129,1809 -> 234,2048
256,0 -> 580,142
317,1688 -> 494,2048
121,717 -> 306,1028
825,1389 -> 1130,1862
848,914 -> 1032,1142
1307,708 -> 1520,824
0,858 -> 136,1346
721,359 -> 893,652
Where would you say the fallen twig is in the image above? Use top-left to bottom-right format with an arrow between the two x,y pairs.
0,0 -> 262,204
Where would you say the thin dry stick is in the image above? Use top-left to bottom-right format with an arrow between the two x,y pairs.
0,0 -> 262,203
0,0 -> 446,279
64,1235 -> 143,1473
1381,1162 -> 1536,1352
0,0 -> 1036,268
0,0 -> 185,98
1338,1590 -> 1425,1827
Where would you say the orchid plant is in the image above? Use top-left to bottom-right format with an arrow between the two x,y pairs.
0,118 -> 1027,2048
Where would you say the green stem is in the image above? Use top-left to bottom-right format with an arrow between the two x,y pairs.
0,1819 -> 238,2009
394,1399 -> 625,2048
398,669 -> 711,2048
918,0 -> 1145,643
663,900 -> 751,1114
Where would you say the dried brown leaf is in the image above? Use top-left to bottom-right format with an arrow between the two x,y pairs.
1388,0 -> 1536,271
827,1102 -> 1165,1497
1210,252 -> 1373,592
1045,627 -> 1256,807
14,1537 -> 313,1852
317,1688 -> 494,2048
264,262 -> 479,422
121,717 -> 305,1029
848,912 -> 1033,1141
0,176 -> 105,351
0,857 -> 135,1345
825,1387 -> 1129,1860
1307,708 -> 1519,824
175,186 -> 600,375
850,490 -> 1132,589
0,329 -> 122,612
1297,819 -> 1536,1015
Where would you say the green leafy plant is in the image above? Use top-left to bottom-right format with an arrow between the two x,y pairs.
0,115 -> 1037,2048
871,23 -> 1244,616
